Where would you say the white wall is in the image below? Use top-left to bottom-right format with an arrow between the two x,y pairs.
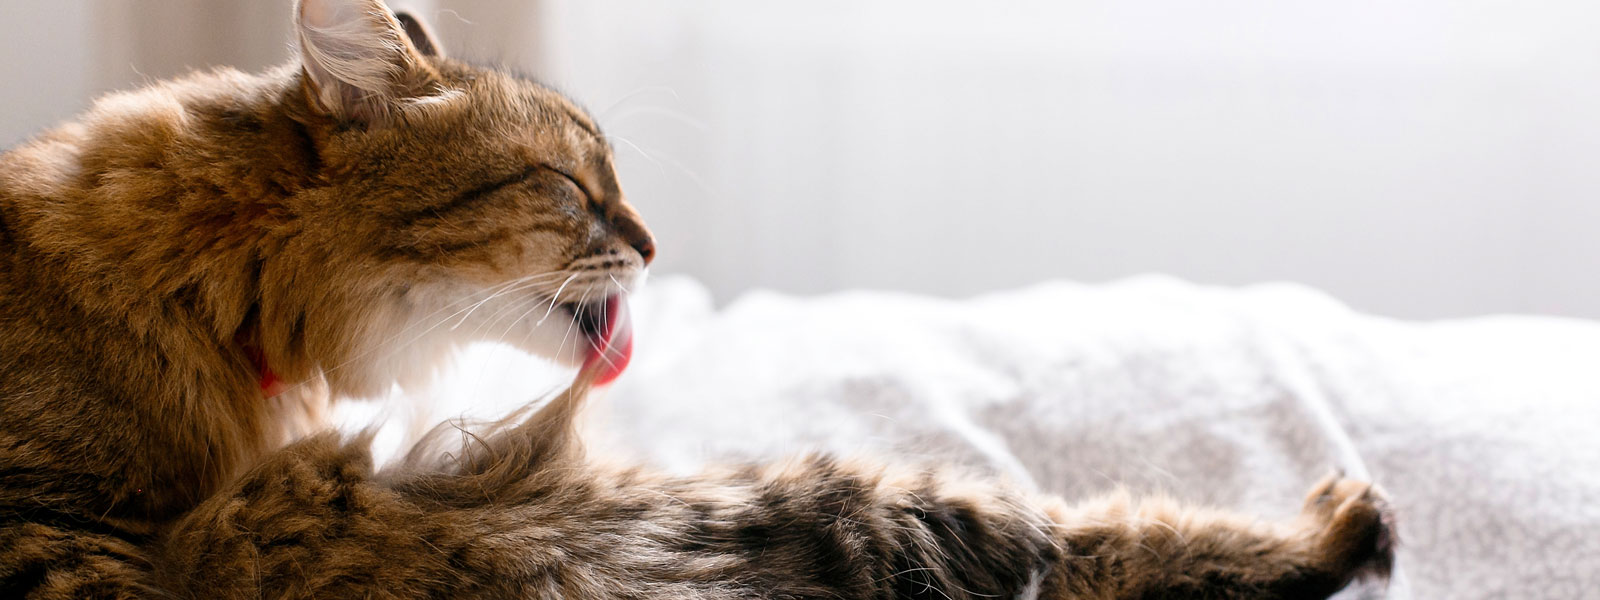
0,2 -> 297,145
5,1 -> 1598,319
535,0 -> 1600,319
0,3 -> 93,147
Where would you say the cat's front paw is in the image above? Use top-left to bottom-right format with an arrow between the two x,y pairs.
1298,471 -> 1397,585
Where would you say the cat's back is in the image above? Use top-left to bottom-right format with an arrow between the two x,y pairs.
0,65 -> 296,229
0,65 -> 307,303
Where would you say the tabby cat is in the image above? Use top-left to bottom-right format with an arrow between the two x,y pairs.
0,1 -> 1394,597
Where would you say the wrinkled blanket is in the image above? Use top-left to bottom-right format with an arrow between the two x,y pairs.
379,275 -> 1600,599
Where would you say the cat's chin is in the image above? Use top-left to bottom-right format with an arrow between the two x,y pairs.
511,293 -> 633,385
577,293 -> 633,385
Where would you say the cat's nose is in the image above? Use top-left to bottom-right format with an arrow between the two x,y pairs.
631,235 -> 655,266
610,215 -> 654,266
611,202 -> 655,266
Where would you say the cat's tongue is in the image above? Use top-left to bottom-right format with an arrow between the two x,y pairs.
581,294 -> 633,385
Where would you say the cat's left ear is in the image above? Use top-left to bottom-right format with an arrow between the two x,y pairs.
295,0 -> 443,124
394,11 -> 444,58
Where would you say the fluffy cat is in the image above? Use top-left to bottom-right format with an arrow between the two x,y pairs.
0,0 -> 1394,597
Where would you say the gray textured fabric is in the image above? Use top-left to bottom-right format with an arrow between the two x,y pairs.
578,275 -> 1598,600
381,276 -> 1596,598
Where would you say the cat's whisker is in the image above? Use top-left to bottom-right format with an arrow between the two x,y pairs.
605,135 -> 716,199
464,280 -> 554,340
285,271 -> 570,393
605,135 -> 670,179
607,273 -> 631,295
487,280 -> 594,353
344,271 -> 562,350
389,272 -> 539,337
434,8 -> 473,26
604,105 -> 709,132
597,87 -> 682,120
571,287 -> 595,354
380,271 -> 563,345
489,300 -> 544,351
531,286 -> 574,329
601,294 -> 624,374
554,287 -> 594,365
481,286 -> 564,349
584,292 -> 627,375
448,272 -> 569,331
587,289 -> 622,372
462,272 -> 579,343
531,297 -> 563,328
534,273 -> 582,325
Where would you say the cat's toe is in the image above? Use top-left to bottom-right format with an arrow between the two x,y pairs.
1299,476 -> 1397,584
1300,468 -> 1345,512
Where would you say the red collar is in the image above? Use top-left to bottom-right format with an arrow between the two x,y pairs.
244,345 -> 288,398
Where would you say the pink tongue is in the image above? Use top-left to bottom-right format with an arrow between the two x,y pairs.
582,294 -> 634,385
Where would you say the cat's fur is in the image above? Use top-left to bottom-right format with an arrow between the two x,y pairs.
0,1 -> 1394,597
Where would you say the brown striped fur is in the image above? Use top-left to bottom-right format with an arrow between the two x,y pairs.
0,1 -> 1393,597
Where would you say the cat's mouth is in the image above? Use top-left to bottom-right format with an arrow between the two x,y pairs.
567,293 -> 633,385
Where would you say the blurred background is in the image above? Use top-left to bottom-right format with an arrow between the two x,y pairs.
4,0 -> 1598,319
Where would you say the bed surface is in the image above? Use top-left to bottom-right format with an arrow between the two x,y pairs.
401,275 -> 1600,599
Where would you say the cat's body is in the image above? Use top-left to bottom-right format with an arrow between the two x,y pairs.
0,1 -> 1393,598
0,65 -> 317,529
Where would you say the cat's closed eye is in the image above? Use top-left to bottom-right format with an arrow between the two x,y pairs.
545,167 -> 590,201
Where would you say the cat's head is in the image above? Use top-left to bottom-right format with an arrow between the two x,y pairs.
262,0 -> 652,397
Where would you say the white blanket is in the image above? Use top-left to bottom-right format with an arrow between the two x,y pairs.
390,275 -> 1600,599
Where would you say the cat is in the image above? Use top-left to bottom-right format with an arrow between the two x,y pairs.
0,0 -> 1394,597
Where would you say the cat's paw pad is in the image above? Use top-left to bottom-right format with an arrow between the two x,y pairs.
1299,472 -> 1397,582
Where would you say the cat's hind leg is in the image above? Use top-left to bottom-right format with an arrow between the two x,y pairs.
1043,472 -> 1396,599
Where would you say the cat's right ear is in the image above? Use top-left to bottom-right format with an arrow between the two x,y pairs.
295,0 -> 440,124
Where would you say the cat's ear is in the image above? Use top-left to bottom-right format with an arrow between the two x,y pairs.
394,11 -> 444,58
295,0 -> 441,123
